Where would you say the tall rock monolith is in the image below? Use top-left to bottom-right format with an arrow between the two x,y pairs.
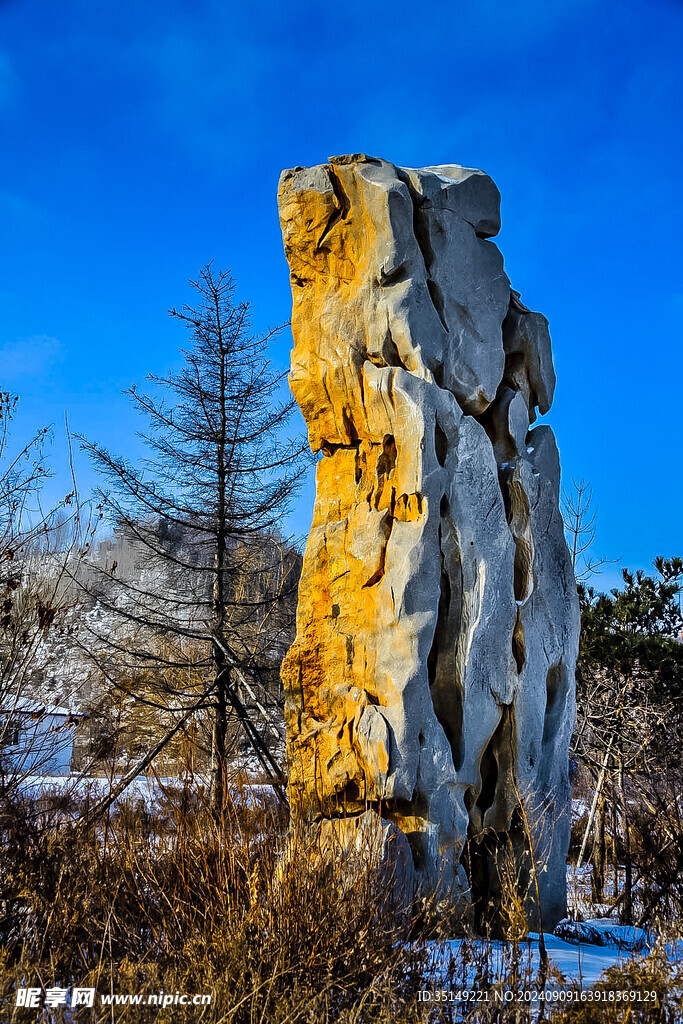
277,155 -> 579,929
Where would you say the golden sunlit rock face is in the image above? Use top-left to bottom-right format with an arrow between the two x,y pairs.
277,155 -> 579,926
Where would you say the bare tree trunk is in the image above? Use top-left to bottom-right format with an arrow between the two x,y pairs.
617,763 -> 633,924
577,736 -> 613,871
210,310 -> 229,820
591,796 -> 606,903
611,775 -> 620,902
210,663 -> 228,816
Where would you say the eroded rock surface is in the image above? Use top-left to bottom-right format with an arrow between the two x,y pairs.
278,155 -> 579,929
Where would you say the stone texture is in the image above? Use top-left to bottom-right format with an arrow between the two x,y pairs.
276,810 -> 416,923
313,811 -> 416,913
278,155 -> 579,929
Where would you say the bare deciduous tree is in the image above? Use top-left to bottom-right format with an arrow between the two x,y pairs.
79,265 -> 309,812
0,396 -> 90,807
562,477 -> 616,583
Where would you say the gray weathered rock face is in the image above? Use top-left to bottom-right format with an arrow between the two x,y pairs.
278,155 -> 579,930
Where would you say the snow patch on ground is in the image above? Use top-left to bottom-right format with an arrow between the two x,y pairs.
555,918 -> 650,953
433,933 -> 641,990
15,773 -> 277,812
17,774 -> 182,805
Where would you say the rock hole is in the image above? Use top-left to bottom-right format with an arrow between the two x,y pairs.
377,434 -> 397,477
473,705 -> 517,825
327,164 -> 351,220
449,689 -> 464,772
426,562 -> 452,685
426,516 -> 464,771
374,434 -> 401,509
542,663 -> 565,746
464,706 -> 521,932
513,537 -> 533,603
344,780 -> 361,803
379,264 -> 408,287
384,331 -> 403,367
473,401 -> 497,448
345,636 -> 354,665
341,408 -> 359,443
512,609 -> 525,673
354,449 -> 363,485
372,435 -> 397,511
321,438 -> 361,457
501,474 -> 534,603
426,278 -> 449,333
476,734 -> 499,816
441,567 -> 451,614
434,419 -> 448,467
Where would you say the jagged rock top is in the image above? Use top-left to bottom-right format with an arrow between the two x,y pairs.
278,155 -> 554,436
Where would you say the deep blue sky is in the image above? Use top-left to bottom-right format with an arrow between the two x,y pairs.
1,0 -> 681,587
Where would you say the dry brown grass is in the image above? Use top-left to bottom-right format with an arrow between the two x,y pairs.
0,784 -> 437,1022
553,939 -> 683,1024
3,784 -> 680,1023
